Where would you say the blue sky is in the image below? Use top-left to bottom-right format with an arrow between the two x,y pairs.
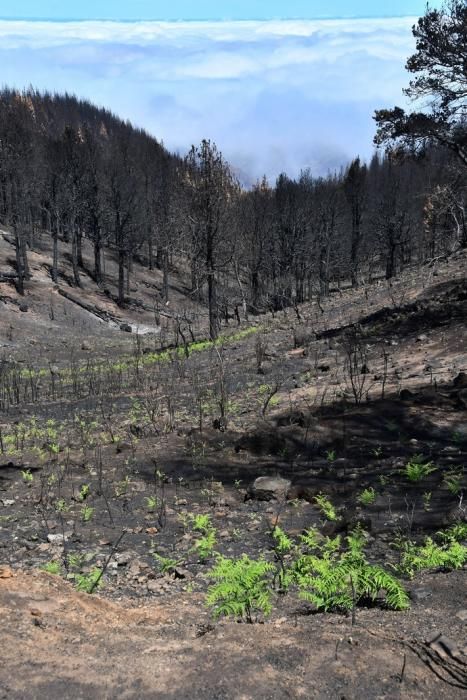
0,1 -> 442,20
0,3 -> 440,180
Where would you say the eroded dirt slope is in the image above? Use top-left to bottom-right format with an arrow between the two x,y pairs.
0,567 -> 466,699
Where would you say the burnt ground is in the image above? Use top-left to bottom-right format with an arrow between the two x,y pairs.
0,244 -> 466,698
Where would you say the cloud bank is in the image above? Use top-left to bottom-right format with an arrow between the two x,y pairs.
0,18 -> 416,181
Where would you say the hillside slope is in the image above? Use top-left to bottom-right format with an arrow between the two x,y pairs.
0,244 -> 466,699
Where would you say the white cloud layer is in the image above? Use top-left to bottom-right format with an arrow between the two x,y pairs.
0,18 -> 416,181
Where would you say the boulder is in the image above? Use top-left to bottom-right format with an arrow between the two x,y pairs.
120,323 -> 132,333
247,476 -> 291,501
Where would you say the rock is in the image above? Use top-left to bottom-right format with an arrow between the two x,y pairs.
47,532 -> 71,544
333,457 -> 351,468
115,551 -> 133,566
127,560 -> 147,578
0,565 -> 13,578
442,446 -> 460,455
36,543 -> 52,553
147,578 -> 172,594
416,334 -> 428,342
410,588 -> 432,603
120,323 -> 132,333
399,389 -> 414,401
147,579 -> 162,593
81,341 -> 91,351
455,609 -> 467,622
247,476 -> 291,501
1,499 -> 15,507
453,372 -> 467,388
19,303 -> 28,313
173,567 -> 192,580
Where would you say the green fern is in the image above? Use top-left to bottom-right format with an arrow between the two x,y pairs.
393,533 -> 467,579
438,522 -> 467,543
189,513 -> 217,562
295,528 -> 409,612
401,455 -> 436,482
206,554 -> 274,623
190,513 -> 213,534
357,487 -> 377,506
40,560 -> 61,575
192,529 -> 217,562
152,553 -> 183,575
272,526 -> 294,553
75,567 -> 102,594
272,526 -> 295,591
300,527 -> 322,550
442,468 -> 464,495
314,493 -> 339,521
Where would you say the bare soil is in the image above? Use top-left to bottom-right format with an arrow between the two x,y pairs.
0,567 -> 466,699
